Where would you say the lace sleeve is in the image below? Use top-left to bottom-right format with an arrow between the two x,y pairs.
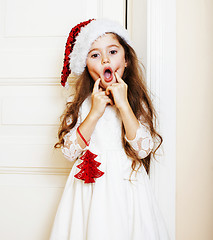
125,122 -> 154,159
61,116 -> 86,162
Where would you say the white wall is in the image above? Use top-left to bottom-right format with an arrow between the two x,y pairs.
129,1 -> 213,239
176,0 -> 213,239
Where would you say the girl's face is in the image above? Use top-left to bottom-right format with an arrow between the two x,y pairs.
86,33 -> 127,89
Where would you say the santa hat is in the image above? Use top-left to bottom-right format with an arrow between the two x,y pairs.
61,18 -> 131,88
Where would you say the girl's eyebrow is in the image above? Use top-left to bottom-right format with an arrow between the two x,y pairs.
88,44 -> 119,54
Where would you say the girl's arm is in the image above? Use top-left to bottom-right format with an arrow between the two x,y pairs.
106,72 -> 139,140
61,78 -> 113,161
118,100 -> 140,140
116,95 -> 154,159
124,121 -> 154,158
106,72 -> 154,158
77,78 -> 113,148
61,117 -> 86,162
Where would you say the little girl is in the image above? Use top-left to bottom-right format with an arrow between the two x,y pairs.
50,19 -> 170,240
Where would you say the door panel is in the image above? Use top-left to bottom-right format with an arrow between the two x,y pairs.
0,0 -> 125,239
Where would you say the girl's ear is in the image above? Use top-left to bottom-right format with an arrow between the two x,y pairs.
125,59 -> 128,67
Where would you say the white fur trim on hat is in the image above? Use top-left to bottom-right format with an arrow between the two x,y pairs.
69,19 -> 131,76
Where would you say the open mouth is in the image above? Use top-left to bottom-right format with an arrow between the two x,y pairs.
103,67 -> 113,82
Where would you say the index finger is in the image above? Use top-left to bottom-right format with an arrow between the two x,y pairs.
115,72 -> 124,84
93,78 -> 101,93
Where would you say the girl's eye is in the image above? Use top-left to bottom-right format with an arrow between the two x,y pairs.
91,53 -> 99,58
110,50 -> 117,55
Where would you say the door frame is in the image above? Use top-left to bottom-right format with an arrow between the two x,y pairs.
147,1 -> 176,239
127,0 -> 176,239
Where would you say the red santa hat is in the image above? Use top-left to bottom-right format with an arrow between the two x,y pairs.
61,18 -> 131,88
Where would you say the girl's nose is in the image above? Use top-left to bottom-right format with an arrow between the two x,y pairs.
101,54 -> 110,64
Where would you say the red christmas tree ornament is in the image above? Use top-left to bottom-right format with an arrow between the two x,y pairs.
74,150 -> 104,183
74,127 -> 104,183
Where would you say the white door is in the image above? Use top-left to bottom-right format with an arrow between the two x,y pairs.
0,0 -> 125,239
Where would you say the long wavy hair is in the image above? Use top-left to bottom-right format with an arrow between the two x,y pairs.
55,33 -> 163,177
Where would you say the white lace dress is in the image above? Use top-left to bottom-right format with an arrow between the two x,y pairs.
50,95 -> 170,240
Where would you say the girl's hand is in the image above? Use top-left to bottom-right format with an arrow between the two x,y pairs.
105,72 -> 129,110
90,78 -> 113,119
